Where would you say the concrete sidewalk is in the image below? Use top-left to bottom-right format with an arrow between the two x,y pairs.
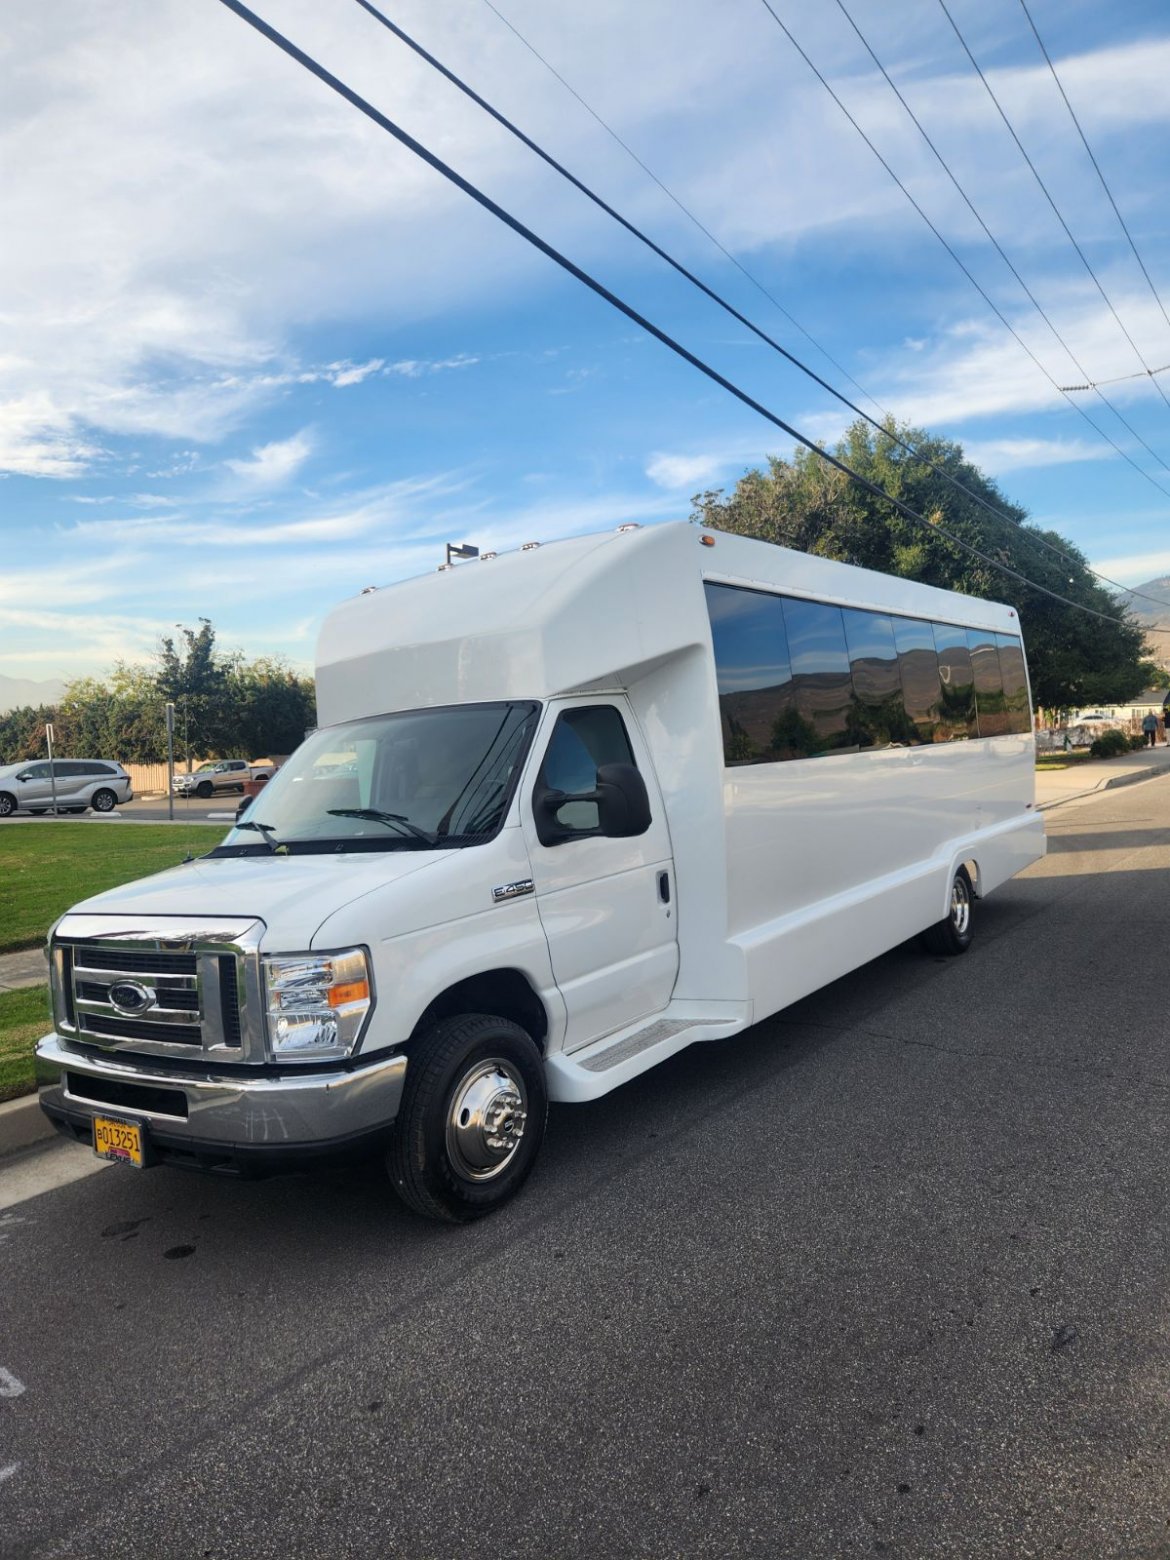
1034,741 -> 1170,810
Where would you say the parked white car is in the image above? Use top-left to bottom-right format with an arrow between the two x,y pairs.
0,759 -> 133,817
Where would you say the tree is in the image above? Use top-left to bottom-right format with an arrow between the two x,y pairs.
157,619 -> 230,765
692,419 -> 1149,711
0,622 -> 317,768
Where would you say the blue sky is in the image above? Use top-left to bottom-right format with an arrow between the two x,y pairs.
4,0 -> 1170,687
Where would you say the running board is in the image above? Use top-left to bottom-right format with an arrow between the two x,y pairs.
545,1003 -> 749,1103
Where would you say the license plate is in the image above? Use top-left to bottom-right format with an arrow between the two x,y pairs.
93,1115 -> 145,1168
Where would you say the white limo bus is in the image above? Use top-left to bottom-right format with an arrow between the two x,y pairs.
36,522 -> 1044,1220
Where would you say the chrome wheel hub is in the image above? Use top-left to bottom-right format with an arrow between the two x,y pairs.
445,1060 -> 528,1182
951,876 -> 970,935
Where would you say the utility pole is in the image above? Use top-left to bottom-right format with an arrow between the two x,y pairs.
165,702 -> 175,821
45,722 -> 59,817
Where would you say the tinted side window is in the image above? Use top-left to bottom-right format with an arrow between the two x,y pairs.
841,609 -> 915,749
932,623 -> 977,741
539,706 -> 635,833
781,598 -> 854,756
704,583 -> 794,765
968,628 -> 1007,737
995,634 -> 1032,735
55,761 -> 89,777
19,763 -> 50,780
890,618 -> 940,744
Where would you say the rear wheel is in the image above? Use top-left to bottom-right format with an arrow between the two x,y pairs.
0,793 -> 15,817
91,788 -> 117,813
922,865 -> 973,956
388,1014 -> 547,1223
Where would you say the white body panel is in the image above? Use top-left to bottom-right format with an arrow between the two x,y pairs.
56,521 -> 1044,1114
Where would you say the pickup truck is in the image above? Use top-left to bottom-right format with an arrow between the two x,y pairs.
173,759 -> 275,798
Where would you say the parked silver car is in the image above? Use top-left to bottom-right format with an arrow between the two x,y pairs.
0,759 -> 133,817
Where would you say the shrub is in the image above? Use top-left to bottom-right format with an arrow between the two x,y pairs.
1129,733 -> 1148,751
1090,729 -> 1132,759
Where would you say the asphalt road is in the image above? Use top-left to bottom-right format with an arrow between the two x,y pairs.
3,779 -> 1170,1559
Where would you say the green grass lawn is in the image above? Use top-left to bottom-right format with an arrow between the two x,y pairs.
0,823 -> 222,954
0,985 -> 52,1103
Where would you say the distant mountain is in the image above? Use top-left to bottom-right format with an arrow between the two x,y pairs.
0,675 -> 67,715
1126,577 -> 1170,668
1124,576 -> 1170,628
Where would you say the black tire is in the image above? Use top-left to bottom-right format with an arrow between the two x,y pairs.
0,793 -> 14,818
921,865 -> 974,956
29,809 -> 46,816
196,781 -> 214,798
388,1014 -> 547,1224
91,788 -> 117,813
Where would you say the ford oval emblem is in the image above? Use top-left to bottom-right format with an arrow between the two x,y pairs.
107,980 -> 155,1015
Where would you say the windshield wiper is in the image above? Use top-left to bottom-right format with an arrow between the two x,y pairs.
326,808 -> 437,844
234,819 -> 281,853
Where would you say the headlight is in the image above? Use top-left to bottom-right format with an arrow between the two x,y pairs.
262,947 -> 373,1062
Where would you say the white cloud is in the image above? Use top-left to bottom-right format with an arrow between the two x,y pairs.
646,452 -> 729,490
5,0 -> 1165,483
225,430 -> 313,486
326,358 -> 384,388
959,438 -> 1110,475
1090,549 -> 1170,585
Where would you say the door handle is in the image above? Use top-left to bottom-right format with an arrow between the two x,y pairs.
658,871 -> 670,904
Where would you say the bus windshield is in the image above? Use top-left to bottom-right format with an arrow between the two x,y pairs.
211,701 -> 540,855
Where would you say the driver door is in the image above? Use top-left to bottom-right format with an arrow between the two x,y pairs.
522,699 -> 678,1053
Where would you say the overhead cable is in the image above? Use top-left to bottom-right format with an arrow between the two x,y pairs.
936,0 -> 1170,420
477,0 -> 891,423
350,0 -> 1170,616
1019,0 -> 1170,340
214,0 -> 1133,628
754,0 -> 1170,501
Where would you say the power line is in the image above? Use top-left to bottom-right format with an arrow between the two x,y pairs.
936,0 -> 1170,422
214,0 -> 1132,628
478,0 -> 891,423
1018,0 -> 1170,340
349,0 -> 1170,617
754,0 -> 1170,501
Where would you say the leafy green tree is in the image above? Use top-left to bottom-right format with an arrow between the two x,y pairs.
693,419 -> 1149,711
158,619 -> 230,765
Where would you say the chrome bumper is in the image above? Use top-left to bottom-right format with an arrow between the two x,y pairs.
35,1032 -> 407,1150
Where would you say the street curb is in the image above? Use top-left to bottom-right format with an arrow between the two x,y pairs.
1037,762 -> 1170,812
0,1091 -> 54,1158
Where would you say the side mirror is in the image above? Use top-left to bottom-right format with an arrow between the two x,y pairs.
594,763 -> 652,837
16,773 -> 31,782
533,762 -> 651,846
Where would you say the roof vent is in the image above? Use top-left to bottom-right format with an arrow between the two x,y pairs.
616,523 -> 641,533
480,551 -> 498,560
360,586 -> 378,595
437,563 -> 454,572
522,541 -> 541,551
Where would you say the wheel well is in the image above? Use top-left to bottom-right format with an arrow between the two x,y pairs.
959,857 -> 981,897
409,969 -> 548,1053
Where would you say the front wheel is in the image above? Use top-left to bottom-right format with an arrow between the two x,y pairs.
388,1014 -> 547,1223
0,793 -> 15,818
195,781 -> 214,798
91,788 -> 117,813
921,865 -> 973,956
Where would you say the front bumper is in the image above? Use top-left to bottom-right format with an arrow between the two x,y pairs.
35,1033 -> 408,1177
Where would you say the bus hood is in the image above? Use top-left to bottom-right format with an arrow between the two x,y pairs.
64,849 -> 455,952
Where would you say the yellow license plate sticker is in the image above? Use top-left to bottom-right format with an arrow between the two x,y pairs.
93,1115 -> 145,1168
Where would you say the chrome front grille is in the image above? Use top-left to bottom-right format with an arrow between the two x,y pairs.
50,914 -> 265,1063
